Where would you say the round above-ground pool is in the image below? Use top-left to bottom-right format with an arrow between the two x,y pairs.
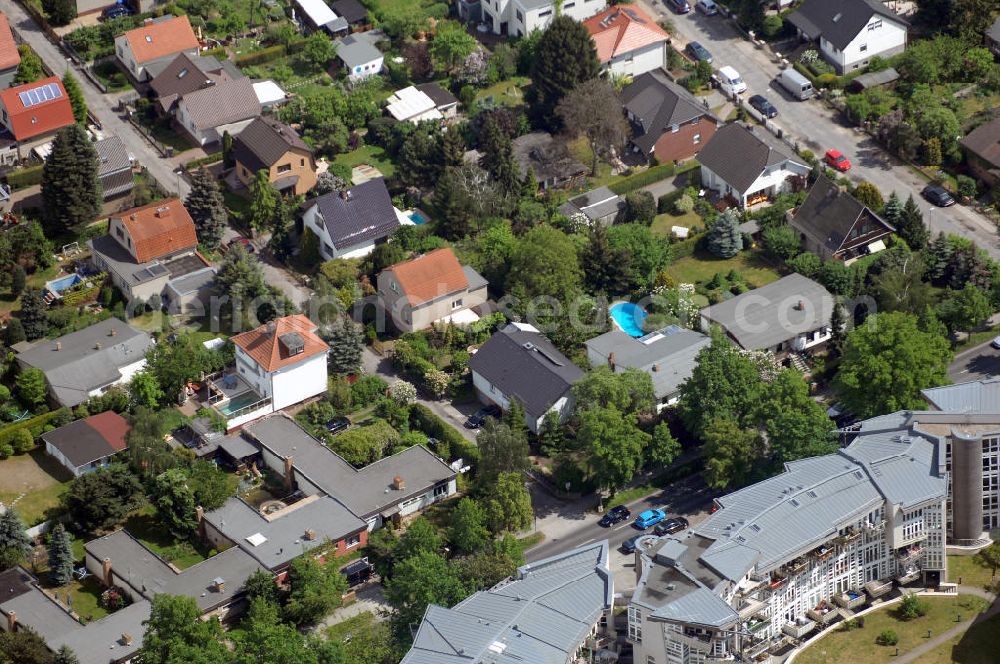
610,301 -> 648,337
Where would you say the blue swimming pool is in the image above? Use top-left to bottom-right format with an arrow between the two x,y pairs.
610,302 -> 648,337
407,209 -> 429,225
45,273 -> 83,296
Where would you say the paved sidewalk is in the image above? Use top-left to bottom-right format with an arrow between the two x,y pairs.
894,586 -> 998,663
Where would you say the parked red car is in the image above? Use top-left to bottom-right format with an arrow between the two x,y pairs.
824,149 -> 851,172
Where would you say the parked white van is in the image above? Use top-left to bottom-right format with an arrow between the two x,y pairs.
778,68 -> 814,100
717,66 -> 747,97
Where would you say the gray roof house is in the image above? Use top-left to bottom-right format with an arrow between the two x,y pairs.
557,186 -> 623,226
585,325 -> 710,408
95,136 -> 134,200
788,0 -> 908,74
401,541 -> 613,664
699,274 -> 834,353
174,77 -> 261,146
302,178 -> 402,260
13,318 -> 153,407
621,69 -> 718,164
697,123 -> 810,208
148,52 -> 244,113
469,322 -> 585,433
336,31 -> 384,80
788,175 -> 895,262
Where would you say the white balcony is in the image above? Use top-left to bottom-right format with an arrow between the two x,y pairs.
782,619 -> 815,639
807,602 -> 838,625
834,590 -> 866,610
865,579 -> 892,598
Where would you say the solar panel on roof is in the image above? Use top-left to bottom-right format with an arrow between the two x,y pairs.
18,83 -> 62,108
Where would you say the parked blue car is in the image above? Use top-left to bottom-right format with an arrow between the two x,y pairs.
634,509 -> 667,529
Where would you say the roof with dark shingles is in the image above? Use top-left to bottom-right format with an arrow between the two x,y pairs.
415,82 -> 459,109
178,77 -> 260,131
961,118 -> 1000,169
307,178 -> 400,248
469,323 -> 585,422
41,410 -> 130,468
790,175 -> 894,255
788,0 -> 907,50
331,0 -> 369,24
622,70 -> 714,153
149,53 -> 241,112
232,116 -> 313,174
696,123 -> 804,195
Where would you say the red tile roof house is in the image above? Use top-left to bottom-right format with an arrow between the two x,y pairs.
584,5 -> 670,78
201,315 -> 329,429
0,13 -> 21,89
41,410 -> 130,477
0,77 -> 75,160
88,198 -> 216,312
114,15 -> 200,82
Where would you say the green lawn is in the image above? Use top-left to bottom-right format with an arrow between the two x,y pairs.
474,76 -> 530,108
122,510 -> 210,570
947,554 -> 996,591
333,144 -> 397,180
793,594 -> 990,664
0,448 -> 73,526
920,611 -> 1000,664
666,250 -> 782,288
40,575 -> 109,623
651,211 -> 702,238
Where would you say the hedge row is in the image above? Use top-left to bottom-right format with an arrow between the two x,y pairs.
0,410 -> 63,447
5,164 -> 45,190
670,232 -> 706,260
608,163 -> 677,195
62,284 -> 101,307
185,152 -> 223,170
234,44 -> 287,67
409,403 -> 479,466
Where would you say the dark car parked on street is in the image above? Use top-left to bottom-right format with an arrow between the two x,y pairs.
685,41 -> 713,63
464,404 -> 501,429
653,517 -> 690,536
748,94 -> 778,118
667,0 -> 691,13
101,2 -> 133,19
599,505 -> 632,527
922,184 -> 956,207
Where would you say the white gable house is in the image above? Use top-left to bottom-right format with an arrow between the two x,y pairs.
789,0 -> 908,74
302,179 -> 404,260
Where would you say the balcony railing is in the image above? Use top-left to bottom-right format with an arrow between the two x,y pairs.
865,579 -> 892,598
896,545 -> 923,564
785,557 -> 809,576
896,566 -> 921,585
811,545 -> 834,562
807,602 -> 838,625
834,590 -> 866,610
782,619 -> 815,639
836,529 -> 862,547
738,598 -> 768,620
769,574 -> 787,590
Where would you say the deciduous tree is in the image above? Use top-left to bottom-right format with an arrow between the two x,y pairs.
556,78 -> 628,176
579,406 -> 649,493
582,222 -> 631,294
62,464 -> 143,532
151,468 -> 198,535
62,72 -> 87,125
572,366 -> 655,415
851,181 -> 884,212
678,336 -> 763,437
476,418 -> 529,484
386,550 -> 469,631
507,224 -> 582,305
702,417 -> 760,490
835,311 -> 952,418
449,497 -> 490,554
247,170 -> 280,237
284,556 -> 347,626
140,594 -> 229,664
430,21 -> 478,74
481,472 -> 533,534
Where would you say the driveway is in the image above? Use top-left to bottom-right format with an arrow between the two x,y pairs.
640,1 -> 1000,259
0,0 -> 190,199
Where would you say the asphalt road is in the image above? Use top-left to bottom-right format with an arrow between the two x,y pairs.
641,1 -> 1000,260
948,337 -> 1000,383
0,0 -> 190,199
525,474 -> 718,563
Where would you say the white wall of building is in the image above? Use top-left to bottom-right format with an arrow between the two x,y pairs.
604,41 -> 666,78
486,0 -> 607,36
820,15 -> 906,73
269,352 -> 328,411
472,370 -> 570,434
700,160 -> 809,207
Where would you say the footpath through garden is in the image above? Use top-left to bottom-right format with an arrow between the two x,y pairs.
894,585 -> 998,664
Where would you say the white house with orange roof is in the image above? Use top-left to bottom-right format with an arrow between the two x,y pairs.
114,15 -> 200,82
584,5 -> 670,78
210,315 -> 329,429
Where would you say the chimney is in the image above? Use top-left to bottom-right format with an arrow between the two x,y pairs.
213,578 -> 225,593
6,610 -> 15,632
304,528 -> 317,541
607,351 -> 616,371
796,300 -> 804,310
284,456 -> 294,490
265,321 -> 277,337
340,189 -> 351,201
102,557 -> 113,587
110,327 -> 117,337
651,364 -> 659,372
54,341 -> 61,351
195,505 -> 205,536
95,342 -> 102,350
393,475 -> 405,491
121,633 -> 134,646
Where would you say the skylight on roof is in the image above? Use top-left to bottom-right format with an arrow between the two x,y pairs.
145,35 -> 153,42
246,532 -> 267,547
832,12 -> 842,22
488,642 -> 507,654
